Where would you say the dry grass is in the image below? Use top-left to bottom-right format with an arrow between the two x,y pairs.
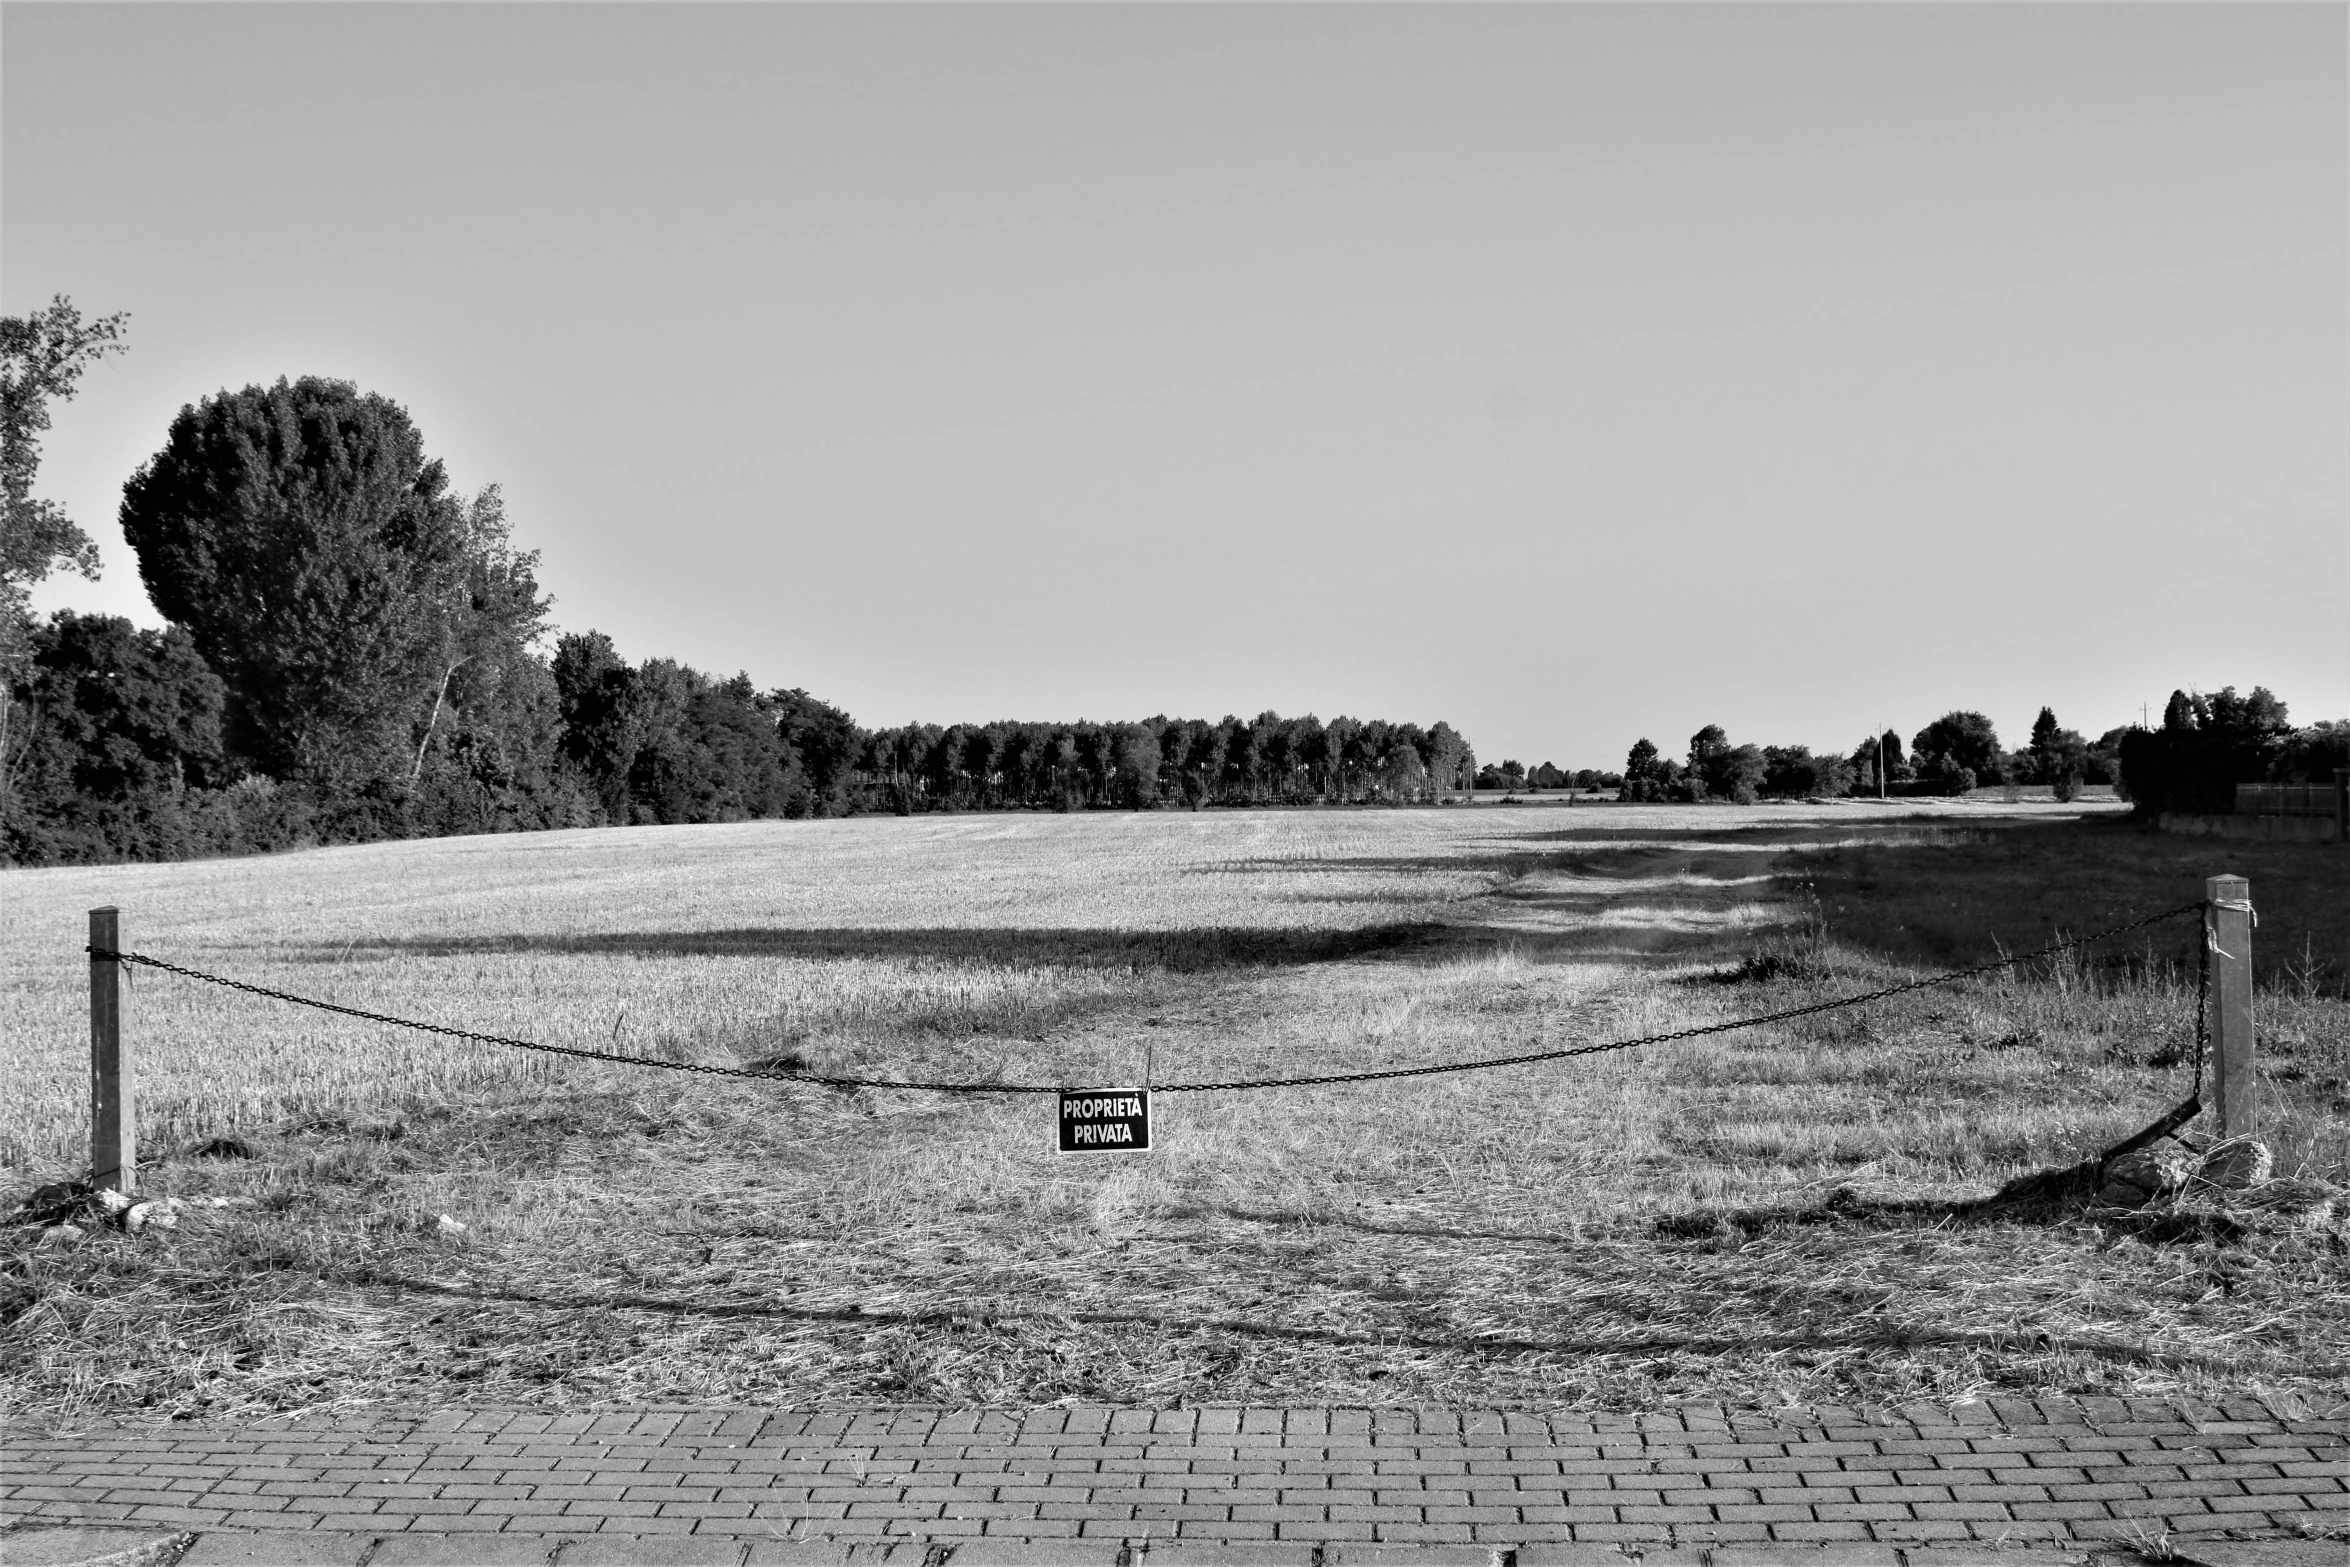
4,799 -> 2345,1419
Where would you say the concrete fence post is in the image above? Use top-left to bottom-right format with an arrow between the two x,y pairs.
2206,875 -> 2254,1139
90,906 -> 135,1193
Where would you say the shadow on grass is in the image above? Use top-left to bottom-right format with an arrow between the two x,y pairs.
1802,816 -> 2345,990
274,915 -> 1766,976
282,923 -> 1445,972
1189,1178 -> 2131,1249
1208,817 -> 2240,981
266,816 -> 2257,986
341,1266 -> 2232,1374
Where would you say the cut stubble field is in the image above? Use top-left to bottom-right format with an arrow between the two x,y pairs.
3,800 -> 2346,1420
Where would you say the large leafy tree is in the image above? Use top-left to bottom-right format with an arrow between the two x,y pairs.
1911,710 -> 2003,794
1685,724 -> 1764,803
119,377 -> 475,788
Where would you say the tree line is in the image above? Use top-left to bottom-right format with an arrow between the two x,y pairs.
2116,688 -> 2347,815
1602,695 -> 2341,808
0,308 -> 1476,865
1613,710 -> 2134,805
848,712 -> 1472,815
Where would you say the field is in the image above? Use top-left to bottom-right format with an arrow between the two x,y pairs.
4,799 -> 2346,1420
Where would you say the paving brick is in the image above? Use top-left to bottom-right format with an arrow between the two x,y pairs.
1708,1549 -> 1901,1566
1134,1545 -> 1315,1565
369,1538 -> 552,1565
10,1401 -> 2343,1556
1763,1523 -> 1874,1542
552,1541 -> 752,1559
1517,1506 -> 1615,1526
1712,1506 -> 1816,1524
2004,1502 -> 2119,1522
1859,1520 -> 1976,1543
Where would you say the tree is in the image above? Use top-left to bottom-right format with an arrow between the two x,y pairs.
1852,728 -> 1912,788
1847,735 -> 1881,793
1111,722 -> 1161,808
552,631 -> 640,824
1224,716 -> 1264,801
2088,726 -> 2130,787
1322,715 -> 1360,799
2205,685 -> 2291,738
119,378 -> 476,792
1620,737 -> 1667,802
1911,711 -> 2002,795
2271,720 -> 2349,785
960,723 -> 1002,809
407,484 -> 551,784
1379,737 -> 1428,801
2,297 -> 132,816
2018,706 -> 2089,797
769,686 -> 862,816
1685,725 -> 1730,798
1763,745 -> 1843,799
3,611 -> 226,863
2,297 -> 131,674
2120,686 -> 2296,814
1421,722 -> 1470,797
2027,706 -> 2060,779
1183,719 -> 1229,808
1684,724 -> 1761,803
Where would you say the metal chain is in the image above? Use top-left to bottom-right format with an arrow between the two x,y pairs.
85,948 -> 1035,1093
87,898 -> 2208,1098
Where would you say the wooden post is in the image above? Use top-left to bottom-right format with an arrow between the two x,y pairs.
90,906 -> 135,1193
2334,766 -> 2347,844
2206,875 -> 2254,1139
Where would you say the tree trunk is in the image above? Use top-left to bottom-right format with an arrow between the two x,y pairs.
410,657 -> 473,785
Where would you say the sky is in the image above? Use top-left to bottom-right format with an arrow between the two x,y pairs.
6,3 -> 2344,770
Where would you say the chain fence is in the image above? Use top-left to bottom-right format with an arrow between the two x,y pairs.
86,897 -> 2213,1097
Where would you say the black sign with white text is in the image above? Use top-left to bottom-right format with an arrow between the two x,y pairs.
1058,1089 -> 1150,1152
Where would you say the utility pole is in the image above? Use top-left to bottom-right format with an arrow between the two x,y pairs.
1876,728 -> 1886,801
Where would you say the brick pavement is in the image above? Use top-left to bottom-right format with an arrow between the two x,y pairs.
3,1398 -> 2341,1567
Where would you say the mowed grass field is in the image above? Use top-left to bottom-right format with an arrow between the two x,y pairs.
4,800 -> 2345,1419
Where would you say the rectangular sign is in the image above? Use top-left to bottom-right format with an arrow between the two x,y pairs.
1058,1088 -> 1150,1153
